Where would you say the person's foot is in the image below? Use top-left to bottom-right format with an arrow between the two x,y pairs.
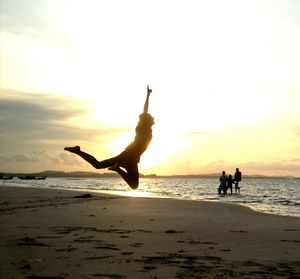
64,146 -> 80,153
108,162 -> 119,172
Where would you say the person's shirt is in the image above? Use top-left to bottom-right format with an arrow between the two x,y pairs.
124,113 -> 154,159
227,177 -> 234,187
234,171 -> 242,181
219,174 -> 228,185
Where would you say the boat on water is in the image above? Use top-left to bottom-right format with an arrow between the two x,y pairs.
18,176 -> 46,180
0,175 -> 14,180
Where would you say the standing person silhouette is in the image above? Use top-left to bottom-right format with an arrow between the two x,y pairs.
218,171 -> 228,194
234,168 -> 242,194
64,85 -> 154,189
227,174 -> 234,195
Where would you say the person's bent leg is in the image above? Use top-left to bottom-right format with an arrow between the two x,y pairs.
64,146 -> 117,169
109,163 -> 139,189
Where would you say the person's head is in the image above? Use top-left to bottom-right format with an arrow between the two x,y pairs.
229,174 -> 232,178
139,113 -> 155,125
236,168 -> 239,171
222,171 -> 225,175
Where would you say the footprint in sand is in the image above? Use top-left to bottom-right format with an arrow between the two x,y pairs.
130,242 -> 144,248
18,237 -> 49,247
280,239 -> 300,243
165,230 -> 184,234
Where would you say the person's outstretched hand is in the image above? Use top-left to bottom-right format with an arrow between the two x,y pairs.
147,84 -> 152,95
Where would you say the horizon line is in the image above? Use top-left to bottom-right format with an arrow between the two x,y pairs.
0,170 -> 299,179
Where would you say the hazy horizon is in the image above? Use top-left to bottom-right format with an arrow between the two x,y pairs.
1,0 -> 300,177
1,169 -> 299,179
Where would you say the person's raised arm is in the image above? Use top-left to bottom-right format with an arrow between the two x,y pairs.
143,85 -> 152,114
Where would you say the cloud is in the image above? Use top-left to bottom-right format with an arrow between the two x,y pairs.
13,154 -> 39,163
0,0 -> 44,31
0,155 -> 12,162
0,91 -> 86,144
242,160 -> 300,175
0,90 -> 131,172
9,150 -> 83,167
0,89 -> 125,145
0,0 -> 63,44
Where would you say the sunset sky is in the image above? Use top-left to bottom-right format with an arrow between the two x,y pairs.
1,0 -> 300,177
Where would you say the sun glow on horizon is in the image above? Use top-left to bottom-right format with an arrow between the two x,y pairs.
105,124 -> 189,170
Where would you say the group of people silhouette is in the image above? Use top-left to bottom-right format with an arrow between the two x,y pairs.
65,85 -> 243,193
218,168 -> 242,195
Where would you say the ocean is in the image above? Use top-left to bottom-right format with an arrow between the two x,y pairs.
1,177 -> 299,218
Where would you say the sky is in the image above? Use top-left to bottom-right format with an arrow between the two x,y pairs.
0,0 -> 300,177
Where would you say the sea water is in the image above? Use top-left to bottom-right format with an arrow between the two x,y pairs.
1,177 -> 299,218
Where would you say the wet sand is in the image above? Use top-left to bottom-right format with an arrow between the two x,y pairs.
0,186 -> 299,278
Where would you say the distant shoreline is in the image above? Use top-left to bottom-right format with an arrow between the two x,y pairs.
0,170 -> 299,179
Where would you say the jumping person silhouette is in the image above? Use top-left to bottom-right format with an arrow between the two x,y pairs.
64,85 -> 154,189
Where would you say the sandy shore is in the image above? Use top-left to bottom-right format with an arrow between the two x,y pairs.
0,186 -> 299,278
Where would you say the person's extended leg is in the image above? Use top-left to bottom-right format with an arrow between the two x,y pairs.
64,146 -> 118,169
109,163 -> 139,189
235,181 -> 239,194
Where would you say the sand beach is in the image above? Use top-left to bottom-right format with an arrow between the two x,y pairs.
0,186 -> 299,278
